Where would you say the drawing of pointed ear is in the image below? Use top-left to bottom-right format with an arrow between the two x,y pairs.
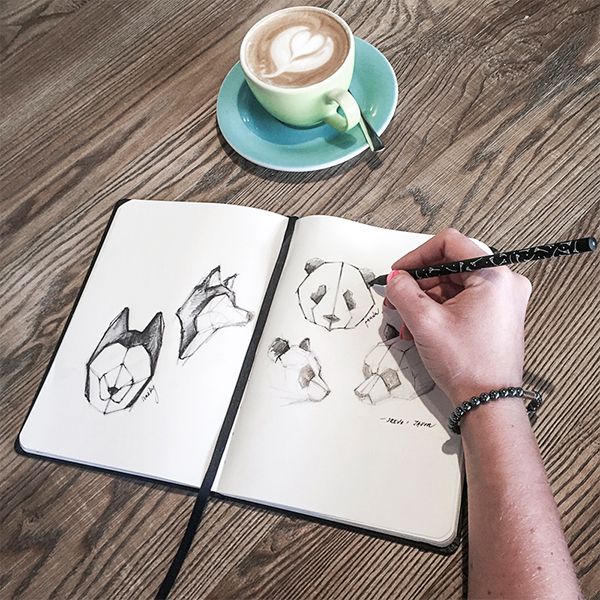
305,258 -> 325,274
113,307 -> 129,332
142,312 -> 165,367
206,266 -> 222,287
383,323 -> 399,341
268,338 -> 290,362
299,338 -> 311,352
95,307 -> 129,351
198,266 -> 222,289
359,267 -> 376,284
142,311 -> 164,341
223,274 -> 237,289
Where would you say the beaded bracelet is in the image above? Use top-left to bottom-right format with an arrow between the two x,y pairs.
448,387 -> 543,434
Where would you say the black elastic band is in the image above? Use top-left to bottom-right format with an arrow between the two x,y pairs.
156,216 -> 297,599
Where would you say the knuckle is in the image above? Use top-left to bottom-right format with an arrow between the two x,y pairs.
487,269 -> 532,299
439,227 -> 462,240
492,266 -> 513,281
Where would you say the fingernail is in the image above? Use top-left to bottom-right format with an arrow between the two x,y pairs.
387,270 -> 401,284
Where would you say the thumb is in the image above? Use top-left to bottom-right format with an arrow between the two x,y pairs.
385,270 -> 440,333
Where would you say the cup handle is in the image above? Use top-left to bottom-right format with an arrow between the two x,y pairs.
324,89 -> 361,132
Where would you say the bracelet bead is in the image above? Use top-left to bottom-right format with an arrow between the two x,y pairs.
448,386 -> 543,434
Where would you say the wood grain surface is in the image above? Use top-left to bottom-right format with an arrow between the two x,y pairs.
1,0 -> 599,598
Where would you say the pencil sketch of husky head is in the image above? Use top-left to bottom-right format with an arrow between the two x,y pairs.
296,259 -> 375,331
354,326 -> 435,404
177,266 -> 253,359
268,337 -> 330,402
85,308 -> 164,414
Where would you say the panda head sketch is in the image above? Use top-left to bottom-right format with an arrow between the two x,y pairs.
268,337 -> 330,402
292,258 -> 434,405
297,259 -> 376,331
354,325 -> 435,404
86,308 -> 164,414
177,266 -> 254,359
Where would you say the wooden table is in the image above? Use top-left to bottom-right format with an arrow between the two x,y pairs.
2,1 -> 599,598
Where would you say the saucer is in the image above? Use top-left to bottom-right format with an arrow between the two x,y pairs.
216,37 -> 398,172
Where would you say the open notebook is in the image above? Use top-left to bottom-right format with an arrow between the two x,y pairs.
19,199 -> 468,549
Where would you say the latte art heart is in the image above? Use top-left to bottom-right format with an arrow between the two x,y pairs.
264,27 -> 335,79
244,9 -> 350,88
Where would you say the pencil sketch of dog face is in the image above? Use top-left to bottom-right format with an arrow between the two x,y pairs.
354,327 -> 434,404
177,266 -> 253,359
85,308 -> 164,414
268,337 -> 330,402
296,259 -> 375,331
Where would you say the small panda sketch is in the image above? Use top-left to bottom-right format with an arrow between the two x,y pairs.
296,258 -> 376,331
354,326 -> 435,405
268,337 -> 330,402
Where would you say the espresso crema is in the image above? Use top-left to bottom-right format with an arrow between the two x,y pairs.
244,9 -> 351,88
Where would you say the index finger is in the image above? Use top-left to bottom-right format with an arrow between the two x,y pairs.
391,228 -> 491,287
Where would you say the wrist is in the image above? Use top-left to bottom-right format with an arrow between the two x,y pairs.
448,379 -> 523,408
448,385 -> 542,438
448,387 -> 525,433
459,397 -> 541,476
459,395 -> 529,434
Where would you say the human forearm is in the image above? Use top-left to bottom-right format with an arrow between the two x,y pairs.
385,230 -> 581,598
460,399 -> 581,600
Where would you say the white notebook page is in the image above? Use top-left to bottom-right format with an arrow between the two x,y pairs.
216,215 -> 464,545
20,200 -> 288,488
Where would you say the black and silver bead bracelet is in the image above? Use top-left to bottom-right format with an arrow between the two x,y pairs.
448,387 -> 543,434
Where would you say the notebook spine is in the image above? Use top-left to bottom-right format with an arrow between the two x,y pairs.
156,215 -> 297,599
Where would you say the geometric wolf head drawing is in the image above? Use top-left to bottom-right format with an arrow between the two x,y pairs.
85,308 -> 164,414
176,266 -> 253,360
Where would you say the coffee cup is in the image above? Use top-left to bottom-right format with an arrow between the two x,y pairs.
239,6 -> 361,131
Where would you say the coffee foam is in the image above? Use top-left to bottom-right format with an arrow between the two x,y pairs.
244,10 -> 350,88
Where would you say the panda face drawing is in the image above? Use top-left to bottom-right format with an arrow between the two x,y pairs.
268,337 -> 330,402
296,259 -> 375,331
354,327 -> 435,404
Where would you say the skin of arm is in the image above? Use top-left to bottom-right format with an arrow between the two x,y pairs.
385,228 -> 581,600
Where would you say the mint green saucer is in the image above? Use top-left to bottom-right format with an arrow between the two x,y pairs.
217,37 -> 398,172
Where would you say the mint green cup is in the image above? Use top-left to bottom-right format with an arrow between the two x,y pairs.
239,7 -> 361,131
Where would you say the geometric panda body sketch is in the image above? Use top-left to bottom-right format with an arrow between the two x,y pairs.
85,308 -> 164,415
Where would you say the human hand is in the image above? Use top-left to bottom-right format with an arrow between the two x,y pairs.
385,229 -> 532,407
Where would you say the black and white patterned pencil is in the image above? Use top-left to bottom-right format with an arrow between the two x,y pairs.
370,237 -> 597,285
